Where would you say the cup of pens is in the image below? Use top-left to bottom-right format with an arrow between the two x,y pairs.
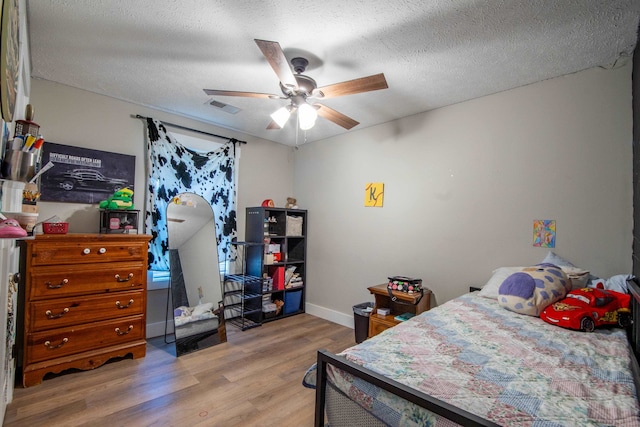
1,150 -> 38,182
1,134 -> 44,182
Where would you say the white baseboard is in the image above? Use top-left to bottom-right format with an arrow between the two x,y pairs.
147,320 -> 173,338
305,302 -> 354,329
146,304 -> 353,339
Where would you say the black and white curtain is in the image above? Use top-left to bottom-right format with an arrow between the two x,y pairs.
144,118 -> 238,270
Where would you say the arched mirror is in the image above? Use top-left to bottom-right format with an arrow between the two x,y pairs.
167,192 -> 226,356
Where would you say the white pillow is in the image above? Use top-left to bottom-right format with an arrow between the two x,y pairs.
541,252 -> 591,289
561,267 -> 590,289
542,251 -> 575,268
477,267 -> 525,299
192,302 -> 214,316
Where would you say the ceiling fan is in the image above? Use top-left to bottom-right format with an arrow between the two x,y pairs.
203,39 -> 388,131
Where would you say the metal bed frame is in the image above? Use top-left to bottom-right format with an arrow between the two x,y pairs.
314,280 -> 640,426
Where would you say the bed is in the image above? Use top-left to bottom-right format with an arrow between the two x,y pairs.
308,277 -> 640,426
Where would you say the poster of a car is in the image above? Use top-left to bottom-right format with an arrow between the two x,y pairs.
40,142 -> 135,204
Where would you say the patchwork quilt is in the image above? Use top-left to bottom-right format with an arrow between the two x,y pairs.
327,294 -> 640,427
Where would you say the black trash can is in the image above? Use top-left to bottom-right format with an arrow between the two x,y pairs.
353,302 -> 374,343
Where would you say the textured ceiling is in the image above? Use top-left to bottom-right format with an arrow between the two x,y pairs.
27,0 -> 640,146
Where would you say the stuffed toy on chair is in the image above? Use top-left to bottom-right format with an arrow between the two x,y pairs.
498,263 -> 571,316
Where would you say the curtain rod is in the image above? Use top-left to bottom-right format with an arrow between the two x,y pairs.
134,115 -> 247,144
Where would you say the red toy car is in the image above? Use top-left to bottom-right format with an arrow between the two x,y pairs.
540,287 -> 631,332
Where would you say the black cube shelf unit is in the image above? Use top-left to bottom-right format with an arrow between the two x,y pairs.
246,206 -> 307,323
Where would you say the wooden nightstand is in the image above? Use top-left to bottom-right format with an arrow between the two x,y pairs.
367,283 -> 431,338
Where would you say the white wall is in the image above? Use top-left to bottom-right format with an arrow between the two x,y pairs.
295,64 -> 633,327
28,79 -> 295,334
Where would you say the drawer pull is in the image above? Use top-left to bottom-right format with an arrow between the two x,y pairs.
83,248 -> 91,255
99,247 -> 107,254
115,325 -> 134,336
44,338 -> 68,349
46,278 -> 69,289
115,299 -> 134,309
45,307 -> 69,319
115,273 -> 134,282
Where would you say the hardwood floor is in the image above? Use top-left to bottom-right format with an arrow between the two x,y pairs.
3,314 -> 355,427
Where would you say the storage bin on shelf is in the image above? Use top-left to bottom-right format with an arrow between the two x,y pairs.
284,289 -> 302,314
286,215 -> 303,236
263,302 -> 277,319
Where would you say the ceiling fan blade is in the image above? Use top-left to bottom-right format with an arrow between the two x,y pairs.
254,39 -> 298,90
203,89 -> 280,99
316,73 -> 388,99
316,104 -> 359,130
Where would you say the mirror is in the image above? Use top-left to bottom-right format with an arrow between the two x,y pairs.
167,192 -> 226,356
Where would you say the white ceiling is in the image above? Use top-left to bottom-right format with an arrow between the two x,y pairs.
27,0 -> 640,146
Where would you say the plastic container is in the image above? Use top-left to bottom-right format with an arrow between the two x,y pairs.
42,222 -> 69,234
353,302 -> 374,344
284,289 -> 302,314
263,303 -> 277,319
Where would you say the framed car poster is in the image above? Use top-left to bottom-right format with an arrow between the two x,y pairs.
40,142 -> 135,204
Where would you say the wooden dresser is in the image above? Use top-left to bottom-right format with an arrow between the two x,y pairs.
16,233 -> 151,387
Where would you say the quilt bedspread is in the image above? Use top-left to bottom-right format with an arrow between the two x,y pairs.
328,294 -> 640,427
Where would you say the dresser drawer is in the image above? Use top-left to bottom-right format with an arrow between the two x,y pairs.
29,290 -> 145,331
27,262 -> 145,299
26,315 -> 145,364
28,241 -> 146,266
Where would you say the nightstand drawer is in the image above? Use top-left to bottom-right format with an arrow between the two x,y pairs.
368,314 -> 399,337
29,290 -> 145,331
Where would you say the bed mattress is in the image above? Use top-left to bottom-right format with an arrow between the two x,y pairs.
327,293 -> 640,426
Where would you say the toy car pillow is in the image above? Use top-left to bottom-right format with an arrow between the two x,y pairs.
498,263 -> 570,316
540,287 -> 631,332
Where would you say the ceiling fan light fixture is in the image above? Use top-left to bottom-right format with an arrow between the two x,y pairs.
271,105 -> 292,128
298,103 -> 318,130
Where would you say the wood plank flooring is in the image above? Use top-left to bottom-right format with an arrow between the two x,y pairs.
3,314 -> 355,427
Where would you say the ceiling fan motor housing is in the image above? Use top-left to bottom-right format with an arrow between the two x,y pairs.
291,57 -> 309,74
280,74 -> 317,98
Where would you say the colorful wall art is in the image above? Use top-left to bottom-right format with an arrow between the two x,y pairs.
365,182 -> 384,207
533,219 -> 556,248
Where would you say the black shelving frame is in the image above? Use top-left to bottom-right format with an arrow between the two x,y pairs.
223,242 -> 265,330
245,207 -> 307,323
